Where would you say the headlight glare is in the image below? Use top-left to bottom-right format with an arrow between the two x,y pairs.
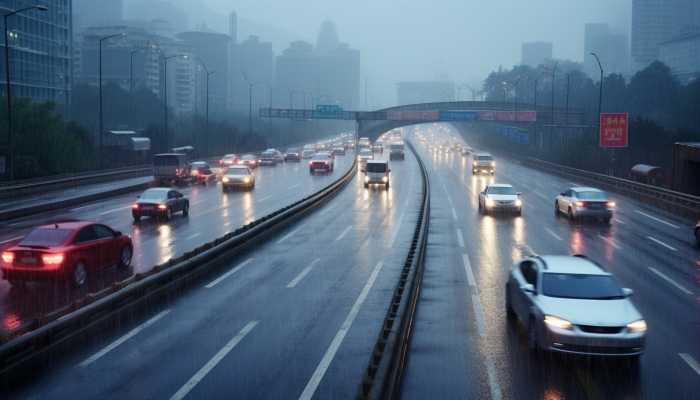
544,315 -> 573,330
627,319 -> 647,333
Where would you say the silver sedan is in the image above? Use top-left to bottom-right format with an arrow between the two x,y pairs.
555,187 -> 615,223
506,255 -> 646,360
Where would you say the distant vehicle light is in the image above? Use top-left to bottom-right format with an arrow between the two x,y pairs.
132,204 -> 139,209
606,201 -> 616,209
192,170 -> 199,176
575,201 -> 585,208
1,251 -> 14,264
382,176 -> 389,182
473,161 -> 477,166
627,319 -> 647,333
364,176 -> 370,183
42,253 -> 65,265
222,177 -> 230,183
515,199 -> 523,207
157,204 -> 168,210
243,177 -> 250,183
491,161 -> 496,167
485,198 -> 495,208
544,315 -> 573,330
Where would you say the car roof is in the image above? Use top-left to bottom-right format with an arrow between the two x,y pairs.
474,152 -> 492,156
571,187 -> 603,192
36,220 -> 94,230
367,160 -> 388,165
487,183 -> 512,188
143,188 -> 171,195
537,255 -> 609,275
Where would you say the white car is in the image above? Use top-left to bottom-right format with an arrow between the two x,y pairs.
364,160 -> 390,189
222,166 -> 255,191
478,184 -> 522,215
506,255 -> 646,360
357,148 -> 373,171
555,187 -> 614,223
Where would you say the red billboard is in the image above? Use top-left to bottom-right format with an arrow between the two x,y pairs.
599,113 -> 628,148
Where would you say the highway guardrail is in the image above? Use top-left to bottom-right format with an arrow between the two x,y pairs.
359,139 -> 430,399
0,158 -> 358,384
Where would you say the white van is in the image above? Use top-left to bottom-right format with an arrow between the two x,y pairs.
364,160 -> 391,189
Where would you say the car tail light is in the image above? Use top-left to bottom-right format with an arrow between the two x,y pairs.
42,253 -> 64,265
192,170 -> 199,176
606,201 -> 616,208
132,204 -> 139,209
158,204 -> 167,210
1,252 -> 14,264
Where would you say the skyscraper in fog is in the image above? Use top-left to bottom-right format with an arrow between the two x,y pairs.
521,42 -> 552,67
584,23 -> 629,79
74,0 -> 124,31
632,0 -> 700,71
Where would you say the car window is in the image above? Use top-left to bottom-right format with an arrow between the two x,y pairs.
577,191 -> 607,200
74,226 -> 98,243
487,186 -> 515,195
93,225 -> 114,239
366,163 -> 388,173
140,190 -> 167,201
542,273 -> 624,299
20,228 -> 73,246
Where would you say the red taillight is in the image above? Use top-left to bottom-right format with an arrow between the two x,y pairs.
42,253 -> 64,265
158,204 -> 168,210
132,203 -> 139,209
1,252 -> 14,264
192,170 -> 199,176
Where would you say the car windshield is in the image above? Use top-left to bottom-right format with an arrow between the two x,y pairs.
542,273 -> 625,299
360,150 -> 372,156
366,163 -> 388,173
140,190 -> 168,201
20,228 -> 73,246
227,167 -> 249,175
487,186 -> 516,195
576,191 -> 607,200
476,155 -> 493,161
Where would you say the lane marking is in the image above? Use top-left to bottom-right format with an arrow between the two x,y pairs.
0,235 -> 23,245
70,204 -> 101,212
485,358 -> 503,400
456,228 -> 465,248
471,293 -> 487,337
679,353 -> 700,377
389,206 -> 408,247
277,226 -> 302,245
598,234 -> 622,250
451,207 -> 458,221
287,184 -> 301,190
545,228 -> 563,241
99,205 -> 131,216
613,218 -> 626,225
257,195 -> 273,203
647,236 -> 677,252
648,267 -> 693,295
635,210 -> 680,229
185,233 -> 201,241
79,309 -> 171,367
205,258 -> 254,288
335,225 -> 352,241
286,258 -> 321,288
170,320 -> 258,400
298,261 -> 385,400
463,254 -> 476,287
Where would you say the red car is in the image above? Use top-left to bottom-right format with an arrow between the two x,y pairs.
1,221 -> 133,288
309,153 -> 335,174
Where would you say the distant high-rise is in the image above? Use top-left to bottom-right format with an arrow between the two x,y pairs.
584,23 -> 629,79
231,35 -> 274,110
275,41 -> 319,107
521,42 -> 552,67
74,0 -> 124,30
229,11 -> 238,44
316,21 -> 340,55
631,0 -> 700,71
659,31 -> 700,83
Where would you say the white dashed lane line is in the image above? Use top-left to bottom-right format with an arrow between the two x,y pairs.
635,210 -> 680,229
648,267 -> 693,296
647,236 -> 678,252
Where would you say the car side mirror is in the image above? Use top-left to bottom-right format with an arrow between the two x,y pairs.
560,192 -> 565,196
388,169 -> 391,173
521,284 -> 536,294
622,288 -> 634,297
517,192 -> 522,196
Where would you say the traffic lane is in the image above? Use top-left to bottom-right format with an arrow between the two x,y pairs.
419,139 -> 700,399
0,176 -> 154,214
13,148 -> 422,399
0,156 -> 354,335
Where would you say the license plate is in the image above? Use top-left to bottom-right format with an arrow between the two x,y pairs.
142,205 -> 154,210
21,257 -> 37,264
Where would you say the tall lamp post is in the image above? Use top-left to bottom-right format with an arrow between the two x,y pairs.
4,4 -> 48,179
512,76 -> 522,121
162,54 -> 187,151
192,58 -> 213,155
98,33 -> 125,169
590,52 -> 604,125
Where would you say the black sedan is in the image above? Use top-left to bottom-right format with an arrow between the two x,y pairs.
132,188 -> 189,222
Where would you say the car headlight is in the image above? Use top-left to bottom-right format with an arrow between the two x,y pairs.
491,161 -> 496,167
382,176 -> 388,182
627,319 -> 647,333
243,177 -> 250,183
485,198 -> 495,208
515,199 -> 522,207
544,315 -> 573,330
222,177 -> 230,183
473,161 -> 477,167
364,176 -> 369,183
606,201 -> 616,209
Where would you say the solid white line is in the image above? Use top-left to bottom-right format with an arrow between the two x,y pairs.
648,267 -> 693,295
298,261 -> 384,400
79,309 -> 171,367
456,228 -> 465,248
613,218 -> 626,225
70,204 -> 100,212
485,359 -> 503,400
170,320 -> 258,400
471,293 -> 486,337
544,228 -> 563,241
0,235 -> 23,245
635,210 -> 680,229
99,205 -> 131,216
679,353 -> 700,377
647,236 -> 677,252
451,207 -> 458,221
205,258 -> 254,288
598,234 -> 622,250
287,258 -> 321,288
277,227 -> 302,245
257,195 -> 273,203
463,254 -> 476,287
335,225 -> 352,241
185,233 -> 201,241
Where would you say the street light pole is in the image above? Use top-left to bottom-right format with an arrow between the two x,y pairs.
98,33 -> 124,169
513,76 -> 522,121
590,52 -> 604,125
550,61 -> 558,126
3,5 -> 48,179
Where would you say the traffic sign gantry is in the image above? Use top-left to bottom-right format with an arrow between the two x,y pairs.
259,107 -> 538,123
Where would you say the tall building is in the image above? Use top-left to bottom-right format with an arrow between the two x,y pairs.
521,42 -> 552,67
584,23 -> 629,79
317,43 -> 360,109
659,30 -> 700,82
231,35 -> 274,110
0,1 -> 73,104
397,81 -> 455,105
74,0 -> 124,31
177,31 -> 231,117
275,41 -> 319,108
632,0 -> 700,71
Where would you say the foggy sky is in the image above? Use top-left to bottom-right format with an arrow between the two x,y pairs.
129,0 -> 632,107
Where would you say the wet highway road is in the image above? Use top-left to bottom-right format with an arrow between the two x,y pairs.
8,148 -> 425,399
401,124 -> 700,399
0,155 -> 353,336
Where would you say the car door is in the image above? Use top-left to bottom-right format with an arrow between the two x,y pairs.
559,190 -> 571,212
72,226 -> 100,270
93,224 -> 119,268
167,190 -> 180,212
514,260 -> 538,319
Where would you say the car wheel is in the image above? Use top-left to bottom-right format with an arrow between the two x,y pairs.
133,214 -> 141,223
119,245 -> 133,268
554,202 -> 560,216
72,261 -> 88,288
164,207 -> 172,221
183,202 -> 190,217
385,182 -> 390,189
